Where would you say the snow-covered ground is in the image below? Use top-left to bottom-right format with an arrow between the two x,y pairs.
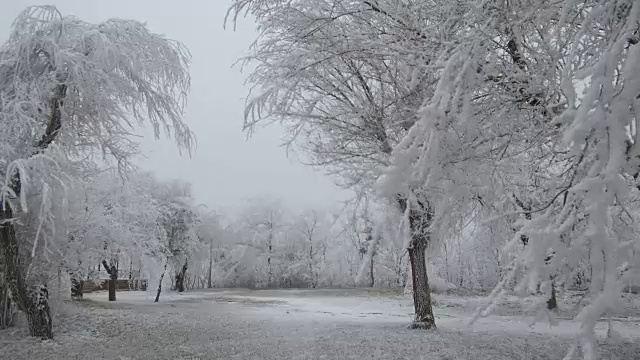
2,288 -> 639,359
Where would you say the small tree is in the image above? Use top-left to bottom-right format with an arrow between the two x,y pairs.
195,208 -> 223,289
294,210 -> 331,288
152,180 -> 202,297
236,199 -> 287,288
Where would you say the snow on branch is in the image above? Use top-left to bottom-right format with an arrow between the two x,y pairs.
0,5 -> 194,261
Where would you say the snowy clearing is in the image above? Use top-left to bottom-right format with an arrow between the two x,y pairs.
2,289 -> 639,359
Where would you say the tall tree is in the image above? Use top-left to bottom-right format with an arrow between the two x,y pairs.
238,199 -> 286,288
227,0 -> 446,329
379,1 -> 640,358
153,180 -> 202,294
295,210 -> 330,288
0,6 -> 192,338
195,208 -> 222,289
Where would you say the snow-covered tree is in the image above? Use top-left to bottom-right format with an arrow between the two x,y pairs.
236,198 -> 287,288
0,6 -> 192,338
195,207 -> 223,289
63,170 -> 168,301
149,178 -> 202,300
227,0 -> 443,329
377,1 -> 640,358
229,1 -> 640,352
292,209 -> 332,288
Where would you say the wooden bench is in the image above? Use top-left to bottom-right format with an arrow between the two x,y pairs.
82,279 -> 148,292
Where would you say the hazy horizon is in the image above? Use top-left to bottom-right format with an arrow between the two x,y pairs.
0,0 -> 350,214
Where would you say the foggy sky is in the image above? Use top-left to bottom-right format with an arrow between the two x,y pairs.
0,0 -> 349,213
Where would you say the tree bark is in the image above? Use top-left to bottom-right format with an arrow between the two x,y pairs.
102,260 -> 117,301
107,274 -> 116,301
70,275 -> 83,299
1,204 -> 54,338
174,260 -> 188,293
547,280 -> 558,310
26,285 -> 53,339
0,283 -> 15,329
397,194 -> 436,330
0,217 -> 47,334
267,223 -> 273,288
0,81 -> 67,339
154,262 -> 168,303
408,239 -> 435,329
369,252 -> 375,288
208,236 -> 213,288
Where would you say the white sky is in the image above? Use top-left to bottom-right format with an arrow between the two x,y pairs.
0,0 -> 349,213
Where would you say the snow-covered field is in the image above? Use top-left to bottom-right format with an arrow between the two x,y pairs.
2,289 -> 639,359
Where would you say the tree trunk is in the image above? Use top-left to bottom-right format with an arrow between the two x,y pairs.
0,205 -> 27,310
26,285 -> 53,339
175,260 -> 188,293
0,82 -> 65,339
1,204 -> 54,338
176,267 -> 184,293
102,260 -> 117,301
208,237 -> 213,288
154,262 -> 168,303
309,242 -> 314,288
547,281 -> 557,310
1,216 -> 52,339
0,282 -> 16,329
397,195 -> 436,330
267,227 -> 273,288
107,277 -> 116,301
0,242 -> 15,329
408,239 -> 435,329
207,257 -> 213,288
70,275 -> 83,299
369,252 -> 375,288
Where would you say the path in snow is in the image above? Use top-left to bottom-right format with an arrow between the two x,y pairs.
1,288 -> 639,359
